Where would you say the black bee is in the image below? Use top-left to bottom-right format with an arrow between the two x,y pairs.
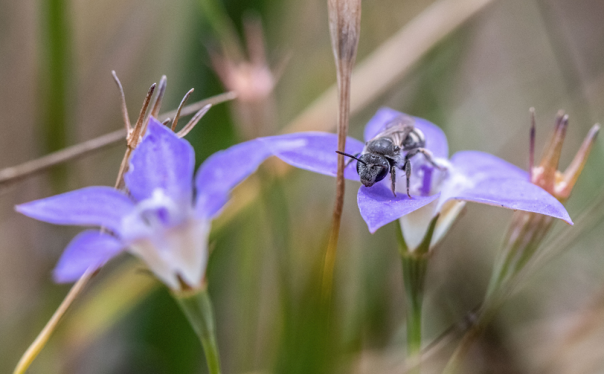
337,115 -> 442,197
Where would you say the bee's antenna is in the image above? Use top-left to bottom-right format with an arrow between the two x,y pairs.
335,150 -> 366,165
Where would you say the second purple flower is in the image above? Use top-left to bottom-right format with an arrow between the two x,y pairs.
258,107 -> 572,251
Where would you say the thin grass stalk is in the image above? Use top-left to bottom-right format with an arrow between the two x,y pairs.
13,269 -> 94,374
323,0 -> 361,303
41,0 -> 71,190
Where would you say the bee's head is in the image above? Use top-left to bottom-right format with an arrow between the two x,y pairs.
357,153 -> 390,187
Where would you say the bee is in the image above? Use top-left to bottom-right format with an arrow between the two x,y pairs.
337,115 -> 442,197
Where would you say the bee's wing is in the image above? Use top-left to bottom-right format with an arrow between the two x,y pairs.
369,115 -> 415,148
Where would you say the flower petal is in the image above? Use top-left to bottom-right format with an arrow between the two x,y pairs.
363,107 -> 449,158
261,132 -> 365,180
195,139 -> 273,218
53,230 -> 124,283
446,178 -> 572,224
16,187 -> 135,236
124,117 -> 195,205
357,184 -> 440,233
445,150 -> 572,224
196,133 -> 365,218
450,151 -> 528,182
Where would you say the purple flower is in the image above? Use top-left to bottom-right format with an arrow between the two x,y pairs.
16,118 -> 282,290
259,108 -> 572,250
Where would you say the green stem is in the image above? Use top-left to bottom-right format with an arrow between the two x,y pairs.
401,253 -> 428,358
395,219 -> 437,370
174,288 -> 222,374
41,0 -> 71,189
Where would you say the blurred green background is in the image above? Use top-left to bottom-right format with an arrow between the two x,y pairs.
2,0 -> 604,373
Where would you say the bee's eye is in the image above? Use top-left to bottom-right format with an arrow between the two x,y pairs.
375,166 -> 388,182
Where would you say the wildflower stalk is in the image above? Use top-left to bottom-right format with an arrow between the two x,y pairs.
396,216 -> 438,371
323,0 -> 361,301
174,286 -> 222,374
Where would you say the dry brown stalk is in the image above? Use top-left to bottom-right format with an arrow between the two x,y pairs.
323,0 -> 362,301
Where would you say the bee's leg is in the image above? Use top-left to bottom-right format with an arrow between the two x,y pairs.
417,148 -> 444,170
390,165 -> 397,197
345,152 -> 361,168
402,150 -> 419,198
403,158 -> 412,198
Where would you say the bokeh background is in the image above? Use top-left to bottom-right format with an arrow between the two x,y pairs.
2,0 -> 604,373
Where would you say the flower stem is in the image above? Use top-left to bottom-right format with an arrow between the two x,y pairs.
395,219 -> 436,372
401,253 -> 428,358
174,288 -> 222,374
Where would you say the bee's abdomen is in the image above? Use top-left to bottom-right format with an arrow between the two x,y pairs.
403,129 -> 425,149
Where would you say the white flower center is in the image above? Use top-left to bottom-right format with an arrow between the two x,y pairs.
129,219 -> 211,290
118,189 -> 208,290
121,189 -> 189,241
397,156 -> 473,252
